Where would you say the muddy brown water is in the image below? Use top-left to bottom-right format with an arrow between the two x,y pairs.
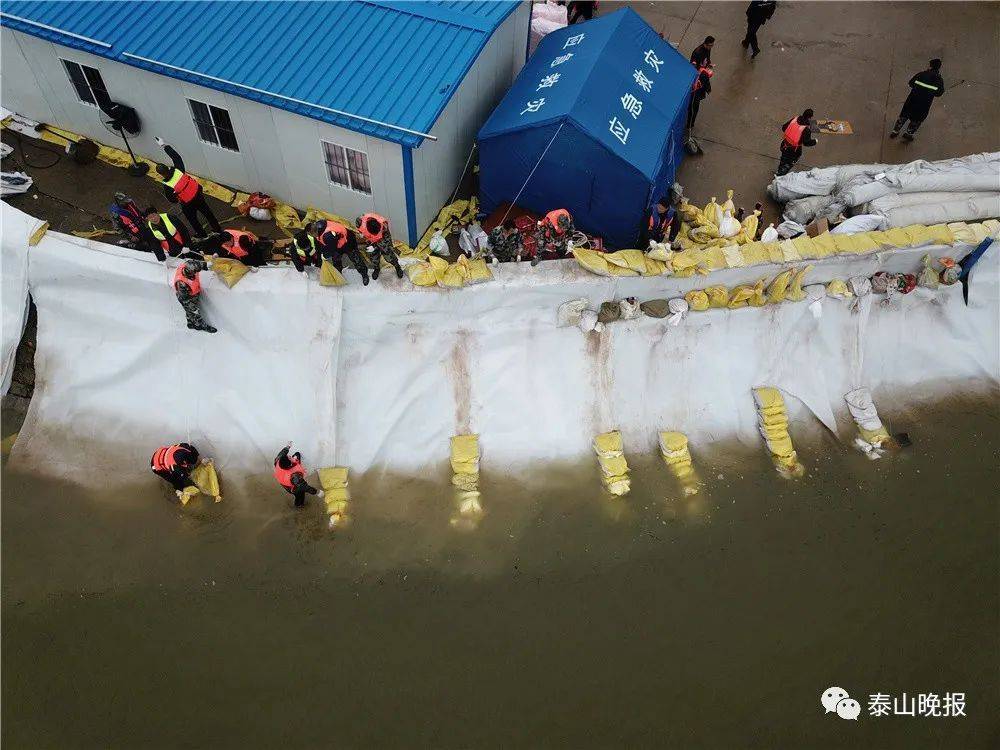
2,399 -> 998,749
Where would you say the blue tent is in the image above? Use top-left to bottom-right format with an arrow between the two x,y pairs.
478,8 -> 695,249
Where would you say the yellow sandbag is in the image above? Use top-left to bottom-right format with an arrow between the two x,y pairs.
606,263 -> 639,277
659,431 -> 688,454
688,224 -> 719,243
210,257 -> 250,288
670,252 -> 701,275
703,196 -> 723,227
200,179 -> 235,204
428,255 -> 451,284
810,232 -> 838,257
900,224 -> 934,247
826,279 -> 851,299
742,242 -> 773,266
597,454 -> 629,478
786,265 -> 812,301
685,290 -> 710,311
926,223 -> 954,245
721,189 -> 736,214
464,257 -> 493,283
319,260 -> 347,286
766,269 -> 794,303
395,239 -> 429,261
753,386 -> 785,410
407,261 -> 438,286
705,285 -> 729,308
850,232 -> 879,253
859,425 -> 891,445
190,461 -> 222,502
440,262 -> 467,287
450,435 -> 480,474
451,472 -> 480,491
765,435 -> 795,458
643,257 -> 670,276
272,202 -> 303,235
728,284 -> 755,309
318,466 -> 349,491
747,278 -> 767,307
791,235 -> 816,259
179,486 -> 199,505
572,247 -> 611,276
593,431 -> 623,456
28,222 -> 49,246
231,191 -> 251,208
947,222 -> 976,244
736,209 -> 761,245
71,228 -> 116,239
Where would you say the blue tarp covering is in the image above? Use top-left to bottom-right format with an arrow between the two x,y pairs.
478,8 -> 695,249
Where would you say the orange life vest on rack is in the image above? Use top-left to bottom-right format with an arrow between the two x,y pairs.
162,168 -> 200,203
172,265 -> 202,296
782,119 -> 806,149
357,213 -> 388,244
274,454 -> 306,490
543,209 -> 572,235
691,66 -> 713,93
151,444 -> 182,472
221,229 -> 256,259
315,221 -> 349,250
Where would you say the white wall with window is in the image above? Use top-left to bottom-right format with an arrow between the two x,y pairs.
61,59 -> 109,107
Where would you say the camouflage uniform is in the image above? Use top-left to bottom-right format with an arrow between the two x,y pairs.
175,261 -> 216,333
534,214 -> 574,265
486,226 -> 519,263
367,229 -> 404,280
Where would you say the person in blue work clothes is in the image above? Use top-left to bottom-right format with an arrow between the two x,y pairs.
639,198 -> 679,247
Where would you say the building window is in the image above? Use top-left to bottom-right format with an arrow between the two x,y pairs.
187,99 -> 239,151
322,141 -> 372,194
61,59 -> 109,107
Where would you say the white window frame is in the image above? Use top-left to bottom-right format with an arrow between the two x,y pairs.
60,58 -> 108,107
321,140 -> 372,195
186,98 -> 240,152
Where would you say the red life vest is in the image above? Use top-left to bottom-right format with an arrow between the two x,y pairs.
783,119 -> 806,149
316,221 -> 349,250
543,209 -> 572,235
222,229 -> 256,259
692,66 -> 713,92
274,454 -> 305,490
172,265 -> 202,296
151,444 -> 181,472
358,213 -> 387,244
163,168 -> 200,203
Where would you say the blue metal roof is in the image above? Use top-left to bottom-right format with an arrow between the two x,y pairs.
0,0 -> 520,147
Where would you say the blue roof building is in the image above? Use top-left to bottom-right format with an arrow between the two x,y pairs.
1,1 -> 530,244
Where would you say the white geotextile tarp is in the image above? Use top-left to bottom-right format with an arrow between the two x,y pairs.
1,206 -> 36,394
3,203 -> 998,486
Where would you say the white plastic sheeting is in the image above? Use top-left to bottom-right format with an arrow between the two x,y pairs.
3,203 -> 998,487
1,206 -> 36,394
770,152 -> 1000,226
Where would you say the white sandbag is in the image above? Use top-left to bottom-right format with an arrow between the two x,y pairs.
557,298 -> 589,328
866,190 -> 998,213
428,230 -> 450,257
777,220 -> 807,239
719,210 -> 741,238
619,297 -> 641,320
782,195 -> 834,225
831,215 -> 889,234
1,171 -> 32,196
578,309 -> 601,333
844,387 -> 884,432
767,166 -> 841,202
760,224 -> 779,243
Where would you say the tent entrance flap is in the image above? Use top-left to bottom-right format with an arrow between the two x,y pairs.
477,8 -> 696,249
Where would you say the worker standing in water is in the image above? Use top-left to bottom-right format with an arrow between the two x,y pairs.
356,213 -> 404,280
289,230 -> 322,273
890,59 -> 945,141
153,137 -> 223,237
274,442 -> 323,507
313,219 -> 370,285
776,108 -> 817,176
146,208 -> 193,261
172,259 -> 217,333
150,442 -> 201,500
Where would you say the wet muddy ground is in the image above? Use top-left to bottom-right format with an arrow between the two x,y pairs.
3,399 -> 997,748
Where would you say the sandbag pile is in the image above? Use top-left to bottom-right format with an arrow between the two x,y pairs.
768,152 -> 1000,227
844,388 -> 890,449
407,253 -> 493,288
318,466 -> 350,528
752,387 -> 805,478
675,189 -> 762,250
593,430 -> 630,496
658,431 -> 699,496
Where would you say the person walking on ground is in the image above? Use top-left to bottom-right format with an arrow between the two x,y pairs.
313,220 -> 370,285
289,230 -> 322,273
274,443 -> 323,508
150,442 -> 201,500
146,208 -> 193,261
153,137 -> 223,237
172,259 -> 217,333
690,36 -> 715,68
776,109 -> 817,176
688,64 -> 713,130
356,213 -> 405,280
890,59 -> 945,141
742,1 -> 776,59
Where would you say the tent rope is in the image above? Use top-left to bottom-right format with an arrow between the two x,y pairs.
499,122 -> 565,226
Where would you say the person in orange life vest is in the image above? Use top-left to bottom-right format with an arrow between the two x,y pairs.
150,442 -> 200,499
153,137 -> 223,237
688,65 -> 713,129
776,109 -> 817,176
289,230 -> 321,273
356,213 -> 404,280
312,220 -> 370,285
173,259 -> 217,333
202,228 -> 271,268
145,207 -> 194,261
110,192 -> 153,251
274,442 -> 323,507
533,208 -> 574,266
640,198 -> 679,247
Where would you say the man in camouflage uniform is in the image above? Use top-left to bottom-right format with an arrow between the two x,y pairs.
486,224 -> 520,263
356,213 -> 404,280
533,209 -> 574,266
173,259 -> 217,333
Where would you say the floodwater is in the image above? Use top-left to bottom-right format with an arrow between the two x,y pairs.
2,399 -> 998,749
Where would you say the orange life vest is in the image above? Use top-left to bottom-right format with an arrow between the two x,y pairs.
163,168 -> 200,204
274,454 -> 305,490
358,213 -> 388,244
783,119 -> 806,149
316,221 -> 349,250
151,444 -> 181,472
543,209 -> 572,235
172,265 -> 202,296
691,65 -> 713,93
222,229 -> 256,259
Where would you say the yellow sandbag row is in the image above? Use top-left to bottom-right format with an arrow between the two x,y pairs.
407,254 -> 493,288
451,435 -> 480,493
659,431 -> 699,495
414,197 -> 479,255
318,466 -> 350,523
593,430 -> 629,496
752,388 -> 805,478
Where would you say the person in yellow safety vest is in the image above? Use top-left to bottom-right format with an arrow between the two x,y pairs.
153,137 -> 223,237
776,108 -> 817,176
145,208 -> 193,261
289,230 -> 321,273
172,259 -> 216,333
356,213 -> 404,280
890,59 -> 945,141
